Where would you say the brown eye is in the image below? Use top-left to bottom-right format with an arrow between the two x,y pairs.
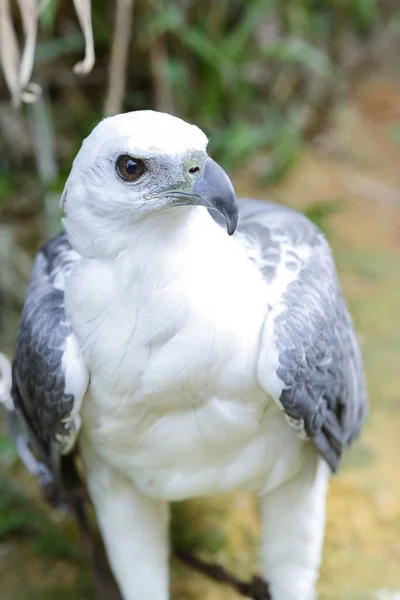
116,155 -> 145,181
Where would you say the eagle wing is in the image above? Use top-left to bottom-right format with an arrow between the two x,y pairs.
235,199 -> 367,471
11,232 -> 88,479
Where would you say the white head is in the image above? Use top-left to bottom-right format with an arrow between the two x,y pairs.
61,110 -> 237,258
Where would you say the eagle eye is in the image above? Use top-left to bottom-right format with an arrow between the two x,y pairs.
116,155 -> 146,182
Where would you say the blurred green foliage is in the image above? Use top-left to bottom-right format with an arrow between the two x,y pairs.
130,0 -> 377,175
1,0 -> 383,200
0,0 -> 388,269
171,502 -> 227,555
0,476 -> 78,559
303,199 -> 344,236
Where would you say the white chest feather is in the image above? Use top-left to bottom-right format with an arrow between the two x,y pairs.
65,211 -> 297,499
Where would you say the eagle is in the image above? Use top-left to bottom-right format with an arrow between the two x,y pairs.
6,110 -> 367,600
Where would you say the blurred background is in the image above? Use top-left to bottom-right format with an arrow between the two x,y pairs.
1,1 -> 400,599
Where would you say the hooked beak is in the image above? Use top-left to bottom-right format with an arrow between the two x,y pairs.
191,158 -> 238,235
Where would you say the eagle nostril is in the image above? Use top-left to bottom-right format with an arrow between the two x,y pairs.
189,166 -> 200,174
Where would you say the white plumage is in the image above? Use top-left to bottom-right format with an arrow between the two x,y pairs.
8,110 -> 367,600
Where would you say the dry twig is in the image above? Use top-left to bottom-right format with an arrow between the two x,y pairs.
104,0 -> 134,116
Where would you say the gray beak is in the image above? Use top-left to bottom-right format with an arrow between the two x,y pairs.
191,158 -> 238,235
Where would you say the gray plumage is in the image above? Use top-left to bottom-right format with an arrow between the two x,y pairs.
237,200 -> 366,471
11,232 -> 80,475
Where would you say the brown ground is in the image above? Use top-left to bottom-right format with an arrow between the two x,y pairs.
1,76 -> 400,600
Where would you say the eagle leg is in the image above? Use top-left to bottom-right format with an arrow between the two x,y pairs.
47,454 -> 123,600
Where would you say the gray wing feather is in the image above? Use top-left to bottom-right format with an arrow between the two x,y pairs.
11,232 -> 87,477
236,198 -> 367,471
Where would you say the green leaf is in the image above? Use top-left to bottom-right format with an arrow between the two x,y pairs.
0,431 -> 18,465
260,37 -> 337,78
179,26 -> 233,76
223,0 -> 275,60
351,0 -> 379,30
0,176 -> 13,202
39,0 -> 61,32
142,6 -> 183,41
